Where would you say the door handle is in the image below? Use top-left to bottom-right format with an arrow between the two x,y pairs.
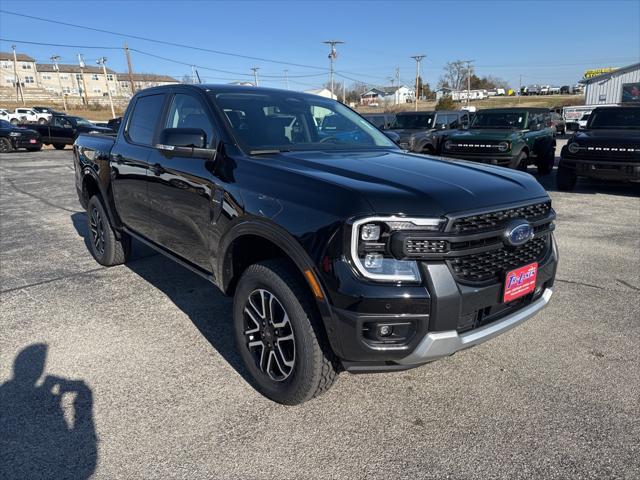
150,163 -> 165,176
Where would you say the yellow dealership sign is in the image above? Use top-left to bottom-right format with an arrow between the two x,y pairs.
583,67 -> 617,79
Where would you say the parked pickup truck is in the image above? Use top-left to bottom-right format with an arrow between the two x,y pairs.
386,110 -> 470,154
557,106 -> 640,190
73,85 -> 558,405
27,114 -> 113,149
0,119 -> 42,152
441,108 -> 556,174
14,107 -> 51,125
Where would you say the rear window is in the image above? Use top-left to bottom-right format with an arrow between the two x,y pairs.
127,94 -> 165,145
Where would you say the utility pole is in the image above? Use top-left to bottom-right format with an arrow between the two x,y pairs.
251,67 -> 260,86
77,54 -> 90,108
12,45 -> 24,105
97,57 -> 116,118
50,55 -> 67,112
411,55 -> 425,112
342,81 -> 346,104
462,59 -> 474,106
124,42 -> 136,96
284,69 -> 289,89
395,66 -> 400,105
323,40 -> 344,99
518,74 -> 522,104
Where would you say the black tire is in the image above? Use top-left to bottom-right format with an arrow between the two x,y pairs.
556,163 -> 577,191
0,138 -> 13,153
512,151 -> 529,171
536,144 -> 555,175
38,118 -> 47,125
26,146 -> 43,152
233,260 -> 338,405
53,143 -> 66,150
10,119 -> 18,126
86,195 -> 131,266
421,144 -> 435,155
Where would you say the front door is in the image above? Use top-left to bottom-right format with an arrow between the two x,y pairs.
110,93 -> 167,238
146,92 -> 222,271
48,116 -> 75,143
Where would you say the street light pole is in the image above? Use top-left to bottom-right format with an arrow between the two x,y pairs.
78,54 -> 90,108
251,67 -> 260,86
12,45 -> 24,105
462,59 -> 474,107
323,40 -> 344,99
411,55 -> 425,111
97,57 -> 116,118
50,55 -> 67,112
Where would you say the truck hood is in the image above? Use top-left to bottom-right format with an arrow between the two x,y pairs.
266,149 -> 548,216
573,129 -> 640,144
448,129 -> 519,141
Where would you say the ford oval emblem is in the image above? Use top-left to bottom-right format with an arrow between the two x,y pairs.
504,220 -> 534,246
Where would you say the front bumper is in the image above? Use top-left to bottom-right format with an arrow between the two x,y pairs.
12,136 -> 42,149
560,157 -> 640,182
396,287 -> 553,366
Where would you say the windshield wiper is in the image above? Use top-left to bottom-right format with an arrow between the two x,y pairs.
249,149 -> 290,155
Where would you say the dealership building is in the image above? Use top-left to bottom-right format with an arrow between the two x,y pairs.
580,62 -> 640,105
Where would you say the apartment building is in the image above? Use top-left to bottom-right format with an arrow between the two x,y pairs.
0,52 -> 39,90
36,63 -> 121,99
118,73 -> 178,95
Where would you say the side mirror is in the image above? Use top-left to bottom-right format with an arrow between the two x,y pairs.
158,128 -> 214,158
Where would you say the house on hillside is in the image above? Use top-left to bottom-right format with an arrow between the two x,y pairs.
0,51 -> 39,90
304,88 -> 337,99
360,85 -> 414,105
118,73 -> 178,95
37,63 -> 121,99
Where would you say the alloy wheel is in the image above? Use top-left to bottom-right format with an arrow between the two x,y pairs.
89,207 -> 106,256
243,289 -> 295,381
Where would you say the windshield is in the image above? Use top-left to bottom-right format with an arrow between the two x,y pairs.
69,116 -> 93,126
588,109 -> 640,129
212,91 -> 395,153
470,111 -> 526,129
391,114 -> 434,129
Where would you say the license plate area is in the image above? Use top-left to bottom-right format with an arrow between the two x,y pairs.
503,262 -> 538,303
29,139 -> 37,144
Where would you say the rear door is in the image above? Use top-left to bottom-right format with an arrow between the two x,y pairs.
110,92 -> 167,238
145,92 -> 222,270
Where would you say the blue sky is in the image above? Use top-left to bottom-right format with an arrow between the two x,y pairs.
1,0 -> 639,91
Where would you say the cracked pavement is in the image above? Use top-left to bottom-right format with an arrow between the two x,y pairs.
1,147 -> 639,479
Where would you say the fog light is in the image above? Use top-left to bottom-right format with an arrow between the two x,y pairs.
378,325 -> 393,337
361,223 -> 381,241
364,253 -> 383,269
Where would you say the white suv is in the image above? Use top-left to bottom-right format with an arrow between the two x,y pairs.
0,109 -> 22,124
13,108 -> 51,125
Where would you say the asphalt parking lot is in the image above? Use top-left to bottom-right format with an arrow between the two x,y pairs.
1,145 -> 639,479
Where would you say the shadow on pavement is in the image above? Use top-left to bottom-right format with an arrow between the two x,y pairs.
70,212 -> 248,383
0,344 -> 97,480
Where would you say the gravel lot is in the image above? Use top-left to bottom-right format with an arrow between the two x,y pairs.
1,145 -> 639,479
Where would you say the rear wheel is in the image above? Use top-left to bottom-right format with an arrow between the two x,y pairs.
38,118 -> 47,125
86,195 -> 131,266
0,138 -> 13,153
53,143 -> 66,150
556,163 -> 577,191
233,260 -> 338,405
10,119 -> 18,126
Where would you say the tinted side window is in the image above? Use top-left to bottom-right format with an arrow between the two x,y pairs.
127,94 -> 165,145
164,94 -> 215,147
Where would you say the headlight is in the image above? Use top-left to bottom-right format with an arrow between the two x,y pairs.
9,132 -> 21,137
350,216 -> 444,282
87,130 -> 101,134
497,141 -> 510,152
567,142 -> 581,154
444,140 -> 453,150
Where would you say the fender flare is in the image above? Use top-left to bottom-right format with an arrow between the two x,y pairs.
80,168 -> 122,230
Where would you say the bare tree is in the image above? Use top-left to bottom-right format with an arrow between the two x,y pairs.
438,60 -> 473,91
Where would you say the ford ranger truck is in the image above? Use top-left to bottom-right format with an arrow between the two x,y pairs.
441,108 -> 556,174
557,106 -> 640,191
73,85 -> 558,405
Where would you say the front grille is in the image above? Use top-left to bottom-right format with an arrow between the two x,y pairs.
448,236 -> 548,283
405,239 -> 449,255
568,146 -> 640,161
450,201 -> 551,234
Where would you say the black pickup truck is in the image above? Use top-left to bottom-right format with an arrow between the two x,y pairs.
558,106 -> 640,190
73,85 -> 557,404
27,114 -> 113,150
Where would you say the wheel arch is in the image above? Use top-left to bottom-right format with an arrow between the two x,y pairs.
80,170 -> 123,230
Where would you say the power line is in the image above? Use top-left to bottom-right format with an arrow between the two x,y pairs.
0,37 -> 121,49
0,9 -> 328,70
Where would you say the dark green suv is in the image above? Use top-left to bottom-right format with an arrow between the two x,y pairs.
440,108 -> 556,174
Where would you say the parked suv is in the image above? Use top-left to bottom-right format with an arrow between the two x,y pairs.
386,110 -> 469,153
441,108 -> 556,174
14,107 -> 51,124
557,106 -> 640,190
73,85 -> 557,404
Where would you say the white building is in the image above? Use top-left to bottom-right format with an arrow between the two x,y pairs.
580,62 -> 640,105
304,88 -> 337,100
360,86 -> 414,105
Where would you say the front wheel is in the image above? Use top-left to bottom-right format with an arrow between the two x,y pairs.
512,151 -> 529,171
86,196 -> 131,266
53,143 -> 66,150
38,118 -> 47,125
0,138 -> 14,153
10,119 -> 18,126
233,260 -> 338,405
